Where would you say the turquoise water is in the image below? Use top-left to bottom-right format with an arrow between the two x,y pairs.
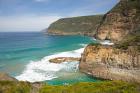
0,32 -> 99,85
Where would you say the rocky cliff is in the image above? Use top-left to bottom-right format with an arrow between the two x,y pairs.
79,44 -> 140,82
96,0 -> 140,42
47,15 -> 103,36
79,0 -> 140,83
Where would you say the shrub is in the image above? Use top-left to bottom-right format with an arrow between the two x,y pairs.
0,81 -> 31,93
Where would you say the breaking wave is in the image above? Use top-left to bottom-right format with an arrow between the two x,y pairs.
16,48 -> 85,82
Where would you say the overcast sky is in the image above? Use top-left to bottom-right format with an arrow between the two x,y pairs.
0,0 -> 119,32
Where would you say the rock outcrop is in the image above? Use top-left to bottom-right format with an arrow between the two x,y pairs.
47,15 -> 103,36
79,45 -> 140,82
49,57 -> 80,63
0,73 -> 43,93
96,0 -> 140,42
0,72 -> 18,81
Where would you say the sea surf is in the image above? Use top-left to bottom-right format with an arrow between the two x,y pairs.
0,32 -> 99,85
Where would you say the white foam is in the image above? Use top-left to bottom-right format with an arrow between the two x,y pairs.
100,40 -> 114,45
79,44 -> 87,47
16,48 -> 85,82
92,37 -> 97,41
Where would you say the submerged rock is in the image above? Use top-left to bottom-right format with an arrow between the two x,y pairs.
49,57 -> 80,63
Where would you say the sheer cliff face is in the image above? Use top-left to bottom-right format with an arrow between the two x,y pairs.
79,45 -> 140,82
96,0 -> 140,42
79,0 -> 140,83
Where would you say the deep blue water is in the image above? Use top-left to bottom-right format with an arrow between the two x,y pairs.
0,32 -> 98,85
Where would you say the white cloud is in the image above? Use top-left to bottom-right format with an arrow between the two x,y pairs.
0,15 -> 60,32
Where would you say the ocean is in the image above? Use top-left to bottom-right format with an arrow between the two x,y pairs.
0,32 -> 99,85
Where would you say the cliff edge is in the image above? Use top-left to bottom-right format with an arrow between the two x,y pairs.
79,44 -> 140,82
96,0 -> 140,42
80,0 -> 140,83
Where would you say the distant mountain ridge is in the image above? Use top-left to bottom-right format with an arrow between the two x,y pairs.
46,15 -> 103,36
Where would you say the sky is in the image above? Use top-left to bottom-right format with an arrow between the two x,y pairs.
0,0 -> 119,32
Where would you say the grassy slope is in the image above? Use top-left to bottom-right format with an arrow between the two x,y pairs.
40,81 -> 140,93
0,81 -> 31,93
47,15 -> 103,35
1,81 -> 139,93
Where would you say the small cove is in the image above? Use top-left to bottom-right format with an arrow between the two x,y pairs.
0,32 -> 101,85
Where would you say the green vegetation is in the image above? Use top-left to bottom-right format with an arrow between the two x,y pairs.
115,32 -> 140,51
115,35 -> 140,49
0,80 -> 140,93
0,81 -> 31,93
111,0 -> 140,13
40,81 -> 140,93
47,15 -> 103,36
89,42 -> 101,46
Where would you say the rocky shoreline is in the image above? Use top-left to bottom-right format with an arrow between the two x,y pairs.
47,0 -> 140,83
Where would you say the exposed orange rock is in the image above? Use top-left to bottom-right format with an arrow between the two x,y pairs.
79,45 -> 140,82
96,0 -> 140,42
0,73 -> 18,81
